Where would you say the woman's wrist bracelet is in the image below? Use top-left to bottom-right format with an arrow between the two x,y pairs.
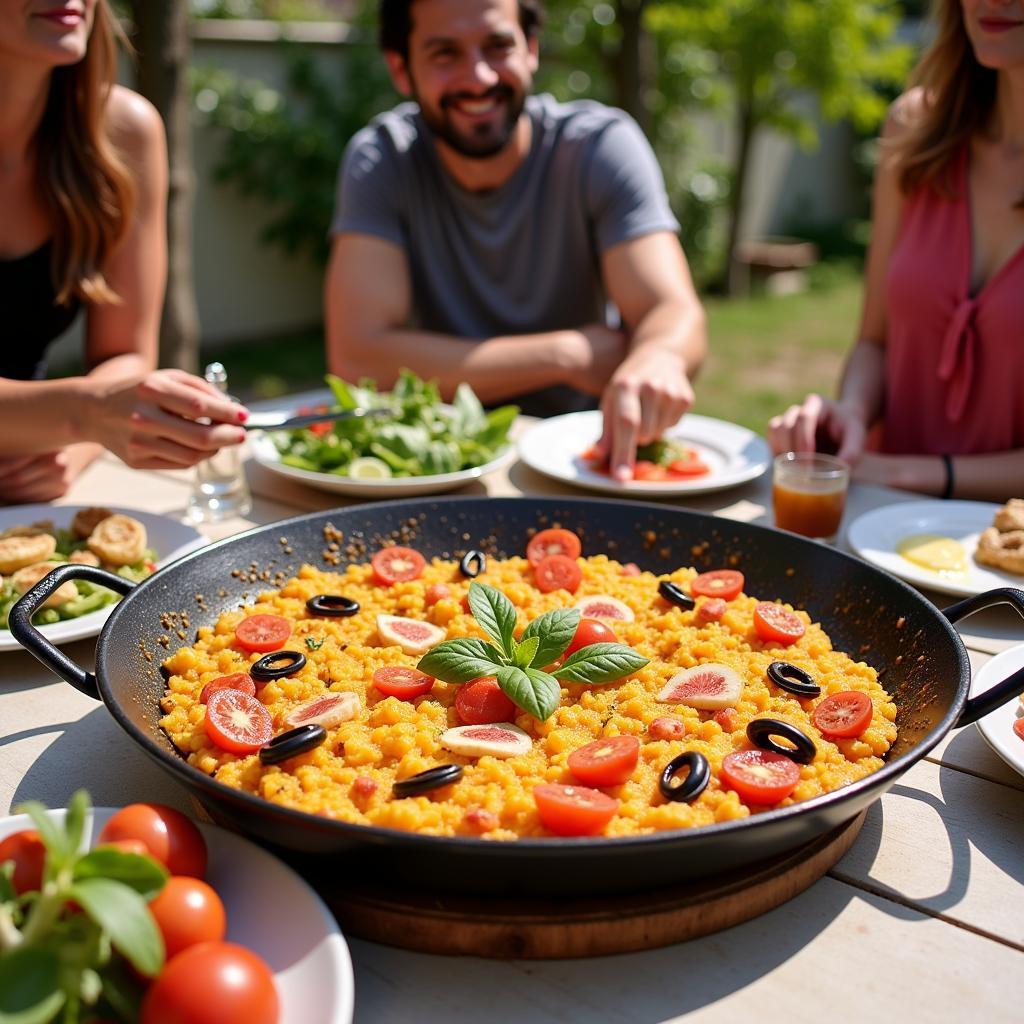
940,453 -> 954,500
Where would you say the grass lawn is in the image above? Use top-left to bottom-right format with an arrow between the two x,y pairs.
213,266 -> 863,434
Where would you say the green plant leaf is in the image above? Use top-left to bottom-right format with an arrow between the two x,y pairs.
466,583 -> 516,656
15,802 -> 69,868
64,789 -> 90,860
494,666 -> 561,722
511,635 -> 540,669
0,862 -> 17,904
74,850 -> 168,899
68,878 -> 165,978
0,946 -> 65,1023
417,637 -> 506,683
520,607 -> 580,668
554,643 -> 650,685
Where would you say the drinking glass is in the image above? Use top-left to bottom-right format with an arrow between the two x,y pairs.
772,452 -> 849,543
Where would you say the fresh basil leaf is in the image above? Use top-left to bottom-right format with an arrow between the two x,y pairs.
0,946 -> 65,1023
452,382 -> 487,437
15,802 -> 68,867
466,583 -> 516,656
495,666 -> 561,721
511,635 -> 540,669
64,789 -> 90,858
520,607 -> 580,667
476,404 -> 519,448
74,849 -> 168,898
417,637 -> 506,683
554,643 -> 650,685
68,878 -> 165,978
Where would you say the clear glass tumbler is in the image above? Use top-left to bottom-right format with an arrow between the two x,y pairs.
772,452 -> 849,543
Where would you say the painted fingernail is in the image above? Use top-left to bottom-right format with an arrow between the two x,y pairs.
236,430 -> 246,442
237,409 -> 249,422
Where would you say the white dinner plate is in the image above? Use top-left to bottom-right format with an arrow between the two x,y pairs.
0,806 -> 354,1024
516,410 -> 772,497
970,644 -> 1024,782
0,504 -> 207,652
846,500 -> 1022,598
249,432 -> 516,498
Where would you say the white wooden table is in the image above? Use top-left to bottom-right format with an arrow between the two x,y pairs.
1,429 -> 1022,1023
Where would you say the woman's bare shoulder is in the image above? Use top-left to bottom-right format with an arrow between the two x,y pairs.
883,87 -> 927,140
105,85 -> 165,159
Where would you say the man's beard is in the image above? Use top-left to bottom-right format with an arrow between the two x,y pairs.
417,83 -> 526,158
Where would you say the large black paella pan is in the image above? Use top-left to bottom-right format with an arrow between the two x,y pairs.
11,496 -> 1024,896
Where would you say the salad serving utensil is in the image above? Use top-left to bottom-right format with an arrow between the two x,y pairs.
243,406 -> 394,432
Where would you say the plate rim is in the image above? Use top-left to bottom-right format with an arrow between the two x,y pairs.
970,644 -> 1024,781
846,499 -> 1016,598
0,805 -> 354,1024
516,410 -> 771,496
0,505 -> 207,652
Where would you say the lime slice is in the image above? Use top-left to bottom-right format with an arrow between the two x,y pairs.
348,456 -> 393,480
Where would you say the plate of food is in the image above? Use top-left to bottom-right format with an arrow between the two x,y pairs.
0,797 -> 353,1023
250,371 -> 518,497
971,644 -> 1024,781
847,499 -> 1024,598
0,504 -> 206,652
516,410 -> 771,496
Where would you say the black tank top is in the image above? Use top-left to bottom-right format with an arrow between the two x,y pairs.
0,240 -> 81,380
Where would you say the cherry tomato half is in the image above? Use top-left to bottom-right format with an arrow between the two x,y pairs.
812,691 -> 874,738
564,618 -> 617,658
98,804 -> 207,878
534,554 -> 583,594
667,447 -> 710,478
633,461 -> 668,481
690,569 -> 745,601
140,941 -> 279,1024
455,676 -> 516,725
1014,718 -> 1024,742
199,672 -> 256,705
567,735 -> 640,788
372,666 -> 435,700
372,546 -> 426,585
533,784 -> 618,836
234,615 -> 291,654
0,829 -> 46,895
721,750 -> 801,805
204,689 -> 274,755
149,876 -> 227,959
752,602 -> 806,646
526,528 -> 582,567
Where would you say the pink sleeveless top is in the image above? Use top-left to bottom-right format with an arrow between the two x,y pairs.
882,146 -> 1024,455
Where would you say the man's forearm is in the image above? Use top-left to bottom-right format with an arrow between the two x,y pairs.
625,298 -> 706,378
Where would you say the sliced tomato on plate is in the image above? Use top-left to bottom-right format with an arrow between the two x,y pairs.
200,672 -> 256,704
752,602 -> 806,646
372,666 -> 435,700
667,447 -> 710,478
234,614 -> 291,653
526,528 -> 582,566
1014,719 -> 1024,742
690,569 -> 745,601
534,553 -> 583,593
633,460 -> 668,481
455,676 -> 516,725
533,783 -> 618,836
812,691 -> 873,738
372,546 -> 426,585
204,689 -> 273,754
721,749 -> 801,804
567,735 -> 640,788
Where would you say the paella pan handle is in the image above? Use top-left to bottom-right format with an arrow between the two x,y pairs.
943,586 -> 1024,727
8,564 -> 135,702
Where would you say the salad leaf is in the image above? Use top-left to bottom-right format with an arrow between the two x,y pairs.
0,947 -> 65,1023
68,878 -> 164,977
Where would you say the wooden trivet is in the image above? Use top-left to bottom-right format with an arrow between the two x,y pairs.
310,811 -> 866,958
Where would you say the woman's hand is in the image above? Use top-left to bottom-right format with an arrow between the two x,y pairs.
0,444 -> 103,504
767,394 -> 869,464
87,369 -> 249,470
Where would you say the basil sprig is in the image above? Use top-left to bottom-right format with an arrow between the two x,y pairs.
417,582 -> 648,721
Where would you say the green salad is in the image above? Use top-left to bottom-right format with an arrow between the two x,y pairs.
0,527 -> 154,631
272,370 -> 518,479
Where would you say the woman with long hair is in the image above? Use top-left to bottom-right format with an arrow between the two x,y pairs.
0,1 -> 248,503
768,0 -> 1024,502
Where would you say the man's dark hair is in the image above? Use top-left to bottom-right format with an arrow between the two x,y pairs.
379,1 -> 545,60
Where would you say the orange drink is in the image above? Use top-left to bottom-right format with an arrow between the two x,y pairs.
772,453 -> 849,542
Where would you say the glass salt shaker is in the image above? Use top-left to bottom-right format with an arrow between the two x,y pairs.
186,361 -> 252,523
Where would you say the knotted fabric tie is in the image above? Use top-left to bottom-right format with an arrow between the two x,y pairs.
936,296 -> 978,423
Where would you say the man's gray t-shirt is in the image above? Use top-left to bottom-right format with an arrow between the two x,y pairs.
331,93 -> 679,416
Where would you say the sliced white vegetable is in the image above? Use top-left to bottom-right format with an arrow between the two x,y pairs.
440,722 -> 532,758
376,614 -> 446,655
657,662 -> 744,710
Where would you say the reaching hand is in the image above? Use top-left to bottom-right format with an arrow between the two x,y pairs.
594,347 -> 695,482
767,394 -> 868,465
0,444 -> 102,504
89,369 -> 249,470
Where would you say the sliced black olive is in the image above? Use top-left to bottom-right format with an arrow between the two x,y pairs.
658,751 -> 710,803
746,718 -> 816,764
306,594 -> 360,617
766,661 -> 821,698
251,649 -> 307,682
259,724 -> 327,765
459,550 -> 486,578
658,580 -> 695,611
392,763 -> 464,798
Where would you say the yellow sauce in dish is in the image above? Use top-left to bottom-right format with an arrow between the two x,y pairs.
896,534 -> 969,576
